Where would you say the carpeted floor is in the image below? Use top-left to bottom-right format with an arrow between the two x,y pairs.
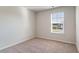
0,38 -> 78,53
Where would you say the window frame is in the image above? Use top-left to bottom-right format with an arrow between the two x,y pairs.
51,12 -> 64,34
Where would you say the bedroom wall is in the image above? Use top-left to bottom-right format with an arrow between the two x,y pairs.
76,6 -> 79,51
0,7 -> 35,50
36,6 -> 76,44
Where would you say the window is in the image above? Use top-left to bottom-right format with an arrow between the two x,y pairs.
51,12 -> 64,33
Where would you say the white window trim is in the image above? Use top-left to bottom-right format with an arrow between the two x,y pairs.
51,13 -> 64,34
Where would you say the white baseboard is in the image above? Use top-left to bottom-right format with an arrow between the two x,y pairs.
37,35 -> 75,44
0,35 -> 34,51
0,35 -> 76,51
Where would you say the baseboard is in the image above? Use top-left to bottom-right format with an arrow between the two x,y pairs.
0,35 -> 76,51
36,35 -> 75,45
0,35 -> 34,51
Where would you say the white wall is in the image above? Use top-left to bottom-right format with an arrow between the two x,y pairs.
36,6 -> 76,44
76,6 -> 79,51
0,6 -> 76,50
0,7 -> 35,50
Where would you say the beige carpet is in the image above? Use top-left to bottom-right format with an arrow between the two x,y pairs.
0,38 -> 78,53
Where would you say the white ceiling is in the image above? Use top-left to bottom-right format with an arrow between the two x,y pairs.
26,6 -> 52,12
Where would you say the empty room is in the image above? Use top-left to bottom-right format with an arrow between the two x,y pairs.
0,6 -> 79,53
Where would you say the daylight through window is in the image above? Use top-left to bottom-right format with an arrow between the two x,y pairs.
51,12 -> 64,33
